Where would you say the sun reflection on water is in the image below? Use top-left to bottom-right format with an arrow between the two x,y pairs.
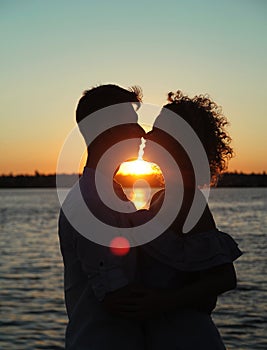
124,186 -> 162,209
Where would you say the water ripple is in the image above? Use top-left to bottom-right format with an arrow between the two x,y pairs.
0,188 -> 266,349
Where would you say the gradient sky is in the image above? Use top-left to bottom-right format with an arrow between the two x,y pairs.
1,0 -> 266,175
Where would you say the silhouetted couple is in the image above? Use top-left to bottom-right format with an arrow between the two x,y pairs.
58,84 -> 242,349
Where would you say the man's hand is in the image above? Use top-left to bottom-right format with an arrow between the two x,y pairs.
103,285 -> 177,320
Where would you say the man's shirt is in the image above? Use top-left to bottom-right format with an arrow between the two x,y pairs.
58,167 -> 143,349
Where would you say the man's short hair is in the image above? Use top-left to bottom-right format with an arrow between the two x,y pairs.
76,84 -> 142,124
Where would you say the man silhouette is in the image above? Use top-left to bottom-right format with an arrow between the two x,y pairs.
58,84 -> 146,349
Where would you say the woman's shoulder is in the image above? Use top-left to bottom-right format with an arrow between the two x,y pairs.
142,228 -> 243,272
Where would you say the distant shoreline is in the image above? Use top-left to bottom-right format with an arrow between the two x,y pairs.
0,172 -> 266,188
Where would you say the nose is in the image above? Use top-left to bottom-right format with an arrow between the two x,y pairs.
121,123 -> 145,137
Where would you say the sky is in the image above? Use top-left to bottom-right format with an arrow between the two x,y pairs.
0,0 -> 266,175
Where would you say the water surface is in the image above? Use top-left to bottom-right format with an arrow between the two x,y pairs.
0,188 -> 266,349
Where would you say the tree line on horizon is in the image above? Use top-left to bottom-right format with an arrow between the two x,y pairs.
0,171 -> 267,188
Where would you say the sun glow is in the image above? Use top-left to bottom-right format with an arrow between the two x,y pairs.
114,139 -> 164,209
116,137 -> 161,176
117,158 -> 157,176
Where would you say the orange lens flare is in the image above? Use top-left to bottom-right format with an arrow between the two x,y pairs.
109,236 -> 130,256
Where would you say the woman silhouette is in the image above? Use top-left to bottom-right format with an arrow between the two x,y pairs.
107,90 -> 242,350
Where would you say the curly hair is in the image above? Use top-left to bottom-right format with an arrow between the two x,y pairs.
165,90 -> 233,184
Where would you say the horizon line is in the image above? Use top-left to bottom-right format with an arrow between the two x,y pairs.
1,170 -> 267,177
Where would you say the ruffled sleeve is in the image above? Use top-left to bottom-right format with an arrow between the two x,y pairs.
142,229 -> 242,271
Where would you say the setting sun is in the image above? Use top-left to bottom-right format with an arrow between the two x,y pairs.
117,159 -> 159,176
114,158 -> 164,209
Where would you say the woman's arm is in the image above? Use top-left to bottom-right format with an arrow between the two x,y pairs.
174,263 -> 236,309
103,263 -> 237,320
